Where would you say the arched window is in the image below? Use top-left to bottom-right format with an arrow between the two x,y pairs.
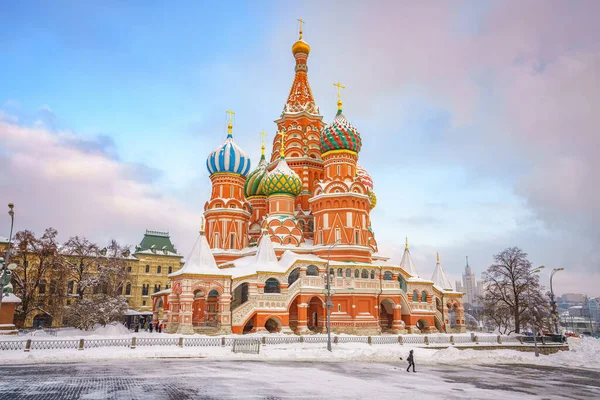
306,265 -> 319,276
412,290 -> 419,302
288,268 -> 300,286
209,289 -> 219,297
361,270 -> 369,279
168,266 -> 173,274
383,271 -> 393,280
39,280 -> 47,294
370,270 -> 375,279
398,275 -> 407,292
329,268 -> 334,277
354,269 -> 360,278
157,266 -> 161,274
345,268 -> 351,278
264,278 -> 281,294
421,291 -> 427,302
337,268 -> 343,277
125,283 -> 131,296
145,265 -> 150,273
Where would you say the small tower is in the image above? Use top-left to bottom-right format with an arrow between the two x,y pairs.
310,84 -> 373,262
204,110 -> 252,263
270,20 -> 326,239
261,131 -> 304,246
244,132 -> 269,244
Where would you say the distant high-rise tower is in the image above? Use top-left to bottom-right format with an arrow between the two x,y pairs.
455,257 -> 483,306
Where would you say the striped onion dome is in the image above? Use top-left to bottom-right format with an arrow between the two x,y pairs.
262,157 -> 302,197
356,165 -> 373,191
244,152 -> 268,197
320,108 -> 362,154
206,131 -> 251,177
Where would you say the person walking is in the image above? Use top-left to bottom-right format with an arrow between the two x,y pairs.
406,350 -> 416,372
149,321 -> 154,333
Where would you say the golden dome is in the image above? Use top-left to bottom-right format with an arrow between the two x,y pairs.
292,40 -> 310,55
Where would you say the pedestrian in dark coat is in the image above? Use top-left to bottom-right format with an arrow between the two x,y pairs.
406,350 -> 416,372
149,321 -> 154,333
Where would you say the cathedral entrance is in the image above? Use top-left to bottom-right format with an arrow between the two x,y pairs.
192,290 -> 205,326
378,299 -> 394,331
307,296 -> 325,332
416,319 -> 430,332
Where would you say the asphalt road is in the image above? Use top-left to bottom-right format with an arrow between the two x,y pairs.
0,360 -> 598,400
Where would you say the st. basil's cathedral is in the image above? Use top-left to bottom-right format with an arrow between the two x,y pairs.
154,23 -> 466,335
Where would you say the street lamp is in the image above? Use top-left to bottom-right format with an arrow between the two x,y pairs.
323,239 -> 341,352
0,203 -> 16,308
548,267 -> 564,335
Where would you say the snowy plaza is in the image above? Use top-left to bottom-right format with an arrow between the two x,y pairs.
0,324 -> 599,399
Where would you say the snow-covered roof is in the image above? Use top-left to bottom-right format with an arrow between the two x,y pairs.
399,241 -> 418,278
151,288 -> 172,296
431,253 -> 454,291
169,230 -> 228,277
225,233 -> 288,278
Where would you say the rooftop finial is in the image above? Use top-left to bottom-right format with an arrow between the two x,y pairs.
333,82 -> 345,112
466,256 -> 469,266
226,110 -> 235,138
199,216 -> 205,235
297,18 -> 304,40
259,131 -> 267,157
437,251 -> 440,263
405,237 -> 409,250
279,130 -> 285,159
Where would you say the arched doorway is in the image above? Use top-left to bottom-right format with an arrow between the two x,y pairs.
33,313 -> 52,329
192,289 -> 205,326
205,290 -> 219,326
448,303 -> 457,329
416,319 -> 430,332
379,299 -> 394,331
265,317 -> 282,333
307,297 -> 325,332
243,315 -> 255,334
288,296 -> 299,332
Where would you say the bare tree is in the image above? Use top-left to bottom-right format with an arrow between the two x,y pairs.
11,228 -> 65,327
61,236 -> 100,299
481,247 -> 549,334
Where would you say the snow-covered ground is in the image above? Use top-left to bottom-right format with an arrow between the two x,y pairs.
1,324 -> 597,370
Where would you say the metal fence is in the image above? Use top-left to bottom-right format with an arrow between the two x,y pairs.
232,339 -> 260,354
0,334 -> 538,353
85,338 -> 130,349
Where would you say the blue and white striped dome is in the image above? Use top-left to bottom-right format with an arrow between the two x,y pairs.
206,132 -> 251,176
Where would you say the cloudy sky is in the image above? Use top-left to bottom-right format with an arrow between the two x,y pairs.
1,1 -> 599,297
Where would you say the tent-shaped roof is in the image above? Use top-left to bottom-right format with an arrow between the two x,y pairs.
399,238 -> 418,278
169,227 -> 227,277
431,253 -> 454,291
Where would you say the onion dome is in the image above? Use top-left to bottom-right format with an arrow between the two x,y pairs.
244,136 -> 269,198
206,113 -> 251,176
263,133 -> 302,197
356,165 -> 374,191
320,90 -> 362,153
368,190 -> 377,210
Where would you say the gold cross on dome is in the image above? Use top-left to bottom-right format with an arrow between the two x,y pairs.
226,110 -> 235,136
333,82 -> 345,101
259,131 -> 267,155
297,18 -> 304,40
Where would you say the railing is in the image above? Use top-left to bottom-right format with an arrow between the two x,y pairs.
0,341 -> 26,350
30,339 -> 80,350
232,338 -> 260,354
0,334 -> 545,353
85,338 -> 130,349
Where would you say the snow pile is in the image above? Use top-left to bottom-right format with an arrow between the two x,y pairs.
54,323 -> 131,338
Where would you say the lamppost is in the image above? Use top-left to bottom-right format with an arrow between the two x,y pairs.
528,265 -> 544,357
323,239 -> 341,352
549,267 -> 564,335
0,203 -> 16,308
